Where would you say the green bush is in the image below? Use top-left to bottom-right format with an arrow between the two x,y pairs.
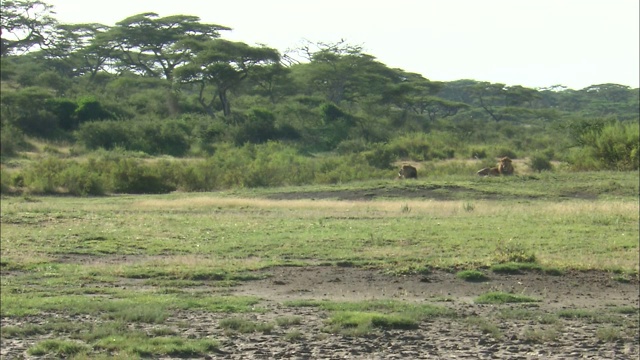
577,122 -> 639,171
363,144 -> 397,169
528,153 -> 553,172
74,96 -> 113,123
0,168 -> 13,194
46,98 -> 78,130
387,133 -> 431,161
233,108 -> 279,145
470,148 -> 487,159
21,157 -> 68,194
60,163 -> 106,196
108,158 -> 176,194
76,121 -> 130,150
0,124 -> 28,157
76,119 -> 191,156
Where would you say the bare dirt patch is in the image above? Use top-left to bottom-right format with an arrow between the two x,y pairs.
2,266 -> 638,359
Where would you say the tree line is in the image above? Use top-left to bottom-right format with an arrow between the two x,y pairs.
1,0 -> 638,194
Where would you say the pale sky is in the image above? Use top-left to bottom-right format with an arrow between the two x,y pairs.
44,0 -> 639,90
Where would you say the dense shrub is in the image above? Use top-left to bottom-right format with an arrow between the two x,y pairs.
76,119 -> 191,156
59,163 -> 105,195
233,108 -> 279,145
335,139 -> 369,155
470,148 -> 487,159
21,157 -> 68,194
0,124 -> 29,157
363,144 -> 397,169
0,168 -> 13,194
46,98 -> 78,130
76,121 -> 129,150
74,96 -> 113,123
571,122 -> 639,171
387,133 -> 431,161
107,158 -> 176,194
528,153 -> 553,172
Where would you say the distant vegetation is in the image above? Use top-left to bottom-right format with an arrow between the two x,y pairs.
1,0 -> 638,195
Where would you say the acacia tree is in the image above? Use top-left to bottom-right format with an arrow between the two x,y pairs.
46,23 -> 115,81
175,39 -> 280,117
244,62 -> 293,104
0,0 -> 57,56
291,41 -> 395,105
106,13 -> 230,81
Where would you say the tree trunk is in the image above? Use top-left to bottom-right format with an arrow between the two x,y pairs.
219,89 -> 231,117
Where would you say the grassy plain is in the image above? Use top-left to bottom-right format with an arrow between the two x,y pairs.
1,171 -> 638,358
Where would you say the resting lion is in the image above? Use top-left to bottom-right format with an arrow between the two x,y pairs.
398,164 -> 418,179
477,157 -> 514,176
476,167 -> 500,176
497,157 -> 514,175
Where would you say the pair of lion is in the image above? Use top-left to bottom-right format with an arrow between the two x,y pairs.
477,157 -> 514,176
397,157 -> 513,179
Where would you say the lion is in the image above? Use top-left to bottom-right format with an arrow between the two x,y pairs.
476,167 -> 500,176
398,164 -> 418,179
497,157 -> 514,175
477,157 -> 514,176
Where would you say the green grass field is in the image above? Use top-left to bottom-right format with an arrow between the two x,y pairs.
1,171 -> 638,358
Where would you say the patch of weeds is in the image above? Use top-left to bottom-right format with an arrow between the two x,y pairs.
494,240 -> 537,264
475,291 -> 539,304
219,317 -> 275,334
400,203 -> 411,213
498,309 -> 558,324
456,269 -> 489,282
538,314 -> 560,324
79,321 -> 130,343
276,316 -> 303,328
596,326 -> 623,342
27,339 -> 89,357
521,326 -> 559,343
490,262 -> 542,274
463,202 -> 475,212
612,275 -> 632,283
94,335 -> 219,357
609,306 -> 639,315
557,309 -> 596,320
150,326 -> 178,336
464,317 -> 502,339
106,304 -> 169,324
325,311 -> 418,336
284,329 -> 304,342
284,299 -> 325,308
154,287 -> 187,295
163,295 -> 261,313
286,299 -> 454,319
543,267 -> 564,276
1,323 -> 48,338
557,309 -> 621,324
